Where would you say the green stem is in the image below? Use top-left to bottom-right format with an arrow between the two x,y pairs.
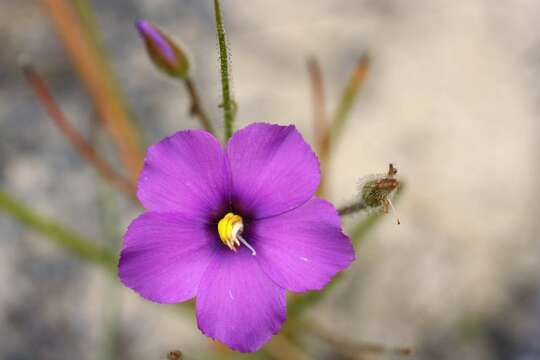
330,56 -> 369,145
0,191 -> 198,317
213,0 -> 234,141
0,191 -> 116,273
93,133 -> 122,360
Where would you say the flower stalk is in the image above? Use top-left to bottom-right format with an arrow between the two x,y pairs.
183,77 -> 215,134
264,334 -> 312,360
40,0 -> 144,181
0,191 -> 117,273
0,191 -> 195,319
309,57 -> 329,152
329,55 -> 370,144
309,56 -> 369,198
308,57 -> 331,197
213,0 -> 235,141
22,66 -> 137,202
338,200 -> 367,216
302,318 -> 414,357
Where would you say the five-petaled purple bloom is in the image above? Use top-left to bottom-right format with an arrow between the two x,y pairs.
118,123 -> 355,352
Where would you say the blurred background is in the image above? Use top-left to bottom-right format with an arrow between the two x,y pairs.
1,0 -> 539,359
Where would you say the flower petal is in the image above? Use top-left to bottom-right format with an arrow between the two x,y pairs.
196,248 -> 286,352
251,197 -> 355,292
119,212 -> 218,303
137,130 -> 230,221
227,123 -> 320,219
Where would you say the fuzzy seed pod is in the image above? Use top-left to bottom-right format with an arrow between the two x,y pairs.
358,164 -> 400,224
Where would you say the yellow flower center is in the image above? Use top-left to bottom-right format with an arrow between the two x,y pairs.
217,212 -> 256,255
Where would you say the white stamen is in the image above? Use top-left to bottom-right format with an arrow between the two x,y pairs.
387,198 -> 401,225
231,221 -> 243,247
237,234 -> 257,256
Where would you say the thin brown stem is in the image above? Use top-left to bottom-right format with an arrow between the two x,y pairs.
304,319 -> 414,358
40,0 -> 144,181
183,78 -> 214,134
308,57 -> 330,197
23,66 -> 137,201
265,334 -> 312,360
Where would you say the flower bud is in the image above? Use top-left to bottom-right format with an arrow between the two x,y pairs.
135,20 -> 190,78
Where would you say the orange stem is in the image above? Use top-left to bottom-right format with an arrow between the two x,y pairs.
23,66 -> 137,202
308,57 -> 330,197
39,0 -> 143,181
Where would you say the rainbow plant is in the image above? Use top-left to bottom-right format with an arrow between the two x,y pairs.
0,0 -> 409,358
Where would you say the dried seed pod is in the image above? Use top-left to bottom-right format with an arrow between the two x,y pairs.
166,350 -> 183,360
359,163 -> 401,224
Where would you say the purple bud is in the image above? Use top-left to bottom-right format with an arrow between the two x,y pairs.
135,20 -> 190,78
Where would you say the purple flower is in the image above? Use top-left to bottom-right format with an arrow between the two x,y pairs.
118,123 -> 354,352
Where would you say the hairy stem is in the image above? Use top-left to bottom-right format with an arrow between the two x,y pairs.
337,200 -> 367,216
213,0 -> 235,141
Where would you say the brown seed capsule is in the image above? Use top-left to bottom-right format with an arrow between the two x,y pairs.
359,163 -> 401,224
166,350 -> 183,360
